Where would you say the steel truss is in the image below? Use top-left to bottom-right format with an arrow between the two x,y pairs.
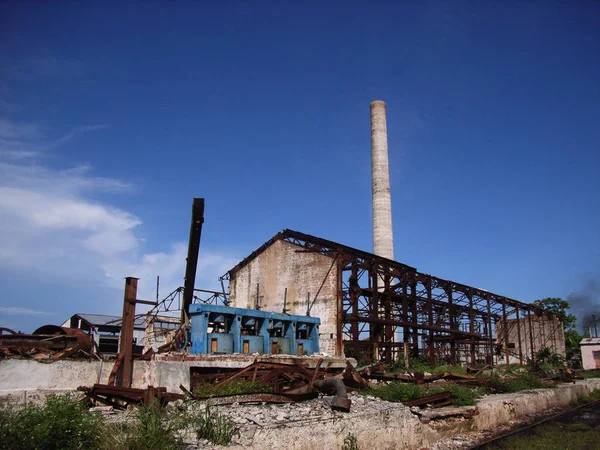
235,230 -> 564,366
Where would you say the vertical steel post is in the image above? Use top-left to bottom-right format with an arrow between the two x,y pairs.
528,311 -> 536,362
447,287 -> 456,364
118,277 -> 138,388
486,295 -> 494,368
468,291 -> 476,365
426,277 -> 434,366
350,263 -> 360,358
502,302 -> 510,366
516,307 -> 524,365
335,263 -> 344,357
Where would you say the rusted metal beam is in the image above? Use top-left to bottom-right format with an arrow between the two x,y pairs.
117,277 -> 138,388
182,198 -> 205,323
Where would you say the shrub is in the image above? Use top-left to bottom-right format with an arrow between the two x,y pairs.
0,393 -> 101,450
534,347 -> 566,369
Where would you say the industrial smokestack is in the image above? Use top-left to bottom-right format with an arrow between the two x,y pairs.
370,100 -> 394,260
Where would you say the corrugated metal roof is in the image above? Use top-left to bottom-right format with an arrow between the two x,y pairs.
73,313 -> 146,328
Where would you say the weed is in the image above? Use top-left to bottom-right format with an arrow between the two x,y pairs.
97,403 -> 186,450
342,432 -> 359,450
194,405 -> 238,445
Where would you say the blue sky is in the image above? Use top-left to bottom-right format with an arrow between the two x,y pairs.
1,1 -> 599,332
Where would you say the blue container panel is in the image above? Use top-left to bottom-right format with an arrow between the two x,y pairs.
240,336 -> 263,354
270,338 -> 291,354
297,339 -> 315,355
189,304 -> 320,355
207,333 -> 234,354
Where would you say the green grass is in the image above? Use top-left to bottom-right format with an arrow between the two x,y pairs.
488,421 -> 600,450
581,370 -> 600,379
365,381 -> 484,406
365,370 -> 556,406
386,358 -> 468,375
193,380 -> 272,398
487,372 -> 548,393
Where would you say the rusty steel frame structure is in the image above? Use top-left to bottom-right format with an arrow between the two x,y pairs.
226,230 -> 564,366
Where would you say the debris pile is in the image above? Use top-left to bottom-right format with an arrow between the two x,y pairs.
0,326 -> 96,360
187,359 -> 369,413
78,384 -> 184,409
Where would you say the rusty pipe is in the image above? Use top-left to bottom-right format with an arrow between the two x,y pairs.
313,378 -> 351,412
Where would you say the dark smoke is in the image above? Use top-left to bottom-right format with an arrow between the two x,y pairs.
567,277 -> 600,336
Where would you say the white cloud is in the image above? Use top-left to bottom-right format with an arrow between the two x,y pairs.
0,305 -> 54,316
0,120 -> 239,316
101,245 -> 238,303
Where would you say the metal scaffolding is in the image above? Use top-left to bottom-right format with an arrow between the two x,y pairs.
226,230 -> 564,366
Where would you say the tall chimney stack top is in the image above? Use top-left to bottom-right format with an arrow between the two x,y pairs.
370,100 -> 394,260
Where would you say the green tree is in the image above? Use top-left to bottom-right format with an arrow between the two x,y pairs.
533,297 -> 577,331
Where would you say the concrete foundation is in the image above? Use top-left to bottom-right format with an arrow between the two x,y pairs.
3,356 -> 600,449
0,354 -> 350,405
472,378 -> 600,431
228,406 -> 439,450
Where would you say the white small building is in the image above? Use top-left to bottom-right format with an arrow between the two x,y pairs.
580,337 -> 600,370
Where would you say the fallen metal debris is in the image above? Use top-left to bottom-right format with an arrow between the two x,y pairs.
0,326 -> 94,360
404,391 -> 453,409
78,383 -> 184,409
189,359 -> 359,412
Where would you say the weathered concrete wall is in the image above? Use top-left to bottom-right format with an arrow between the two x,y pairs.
496,315 -> 566,364
0,359 -> 152,405
228,405 -> 439,450
473,378 -> 600,431
229,240 -> 340,355
0,354 -> 350,405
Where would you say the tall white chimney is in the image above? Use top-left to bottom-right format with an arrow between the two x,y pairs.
370,100 -> 394,260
